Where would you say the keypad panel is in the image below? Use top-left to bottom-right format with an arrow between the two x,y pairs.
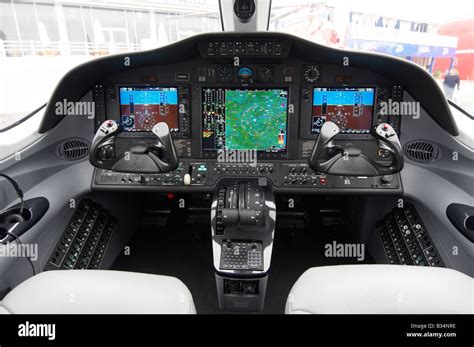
377,204 -> 443,267
220,240 -> 263,271
44,200 -> 116,271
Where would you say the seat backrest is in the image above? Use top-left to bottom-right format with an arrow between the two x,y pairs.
286,265 -> 473,314
1,270 -> 196,314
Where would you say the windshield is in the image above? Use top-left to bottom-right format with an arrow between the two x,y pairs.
270,0 -> 473,116
0,0 -> 472,131
0,0 -> 221,130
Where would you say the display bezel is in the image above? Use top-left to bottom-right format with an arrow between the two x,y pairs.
200,87 -> 290,157
310,86 -> 376,135
117,85 -> 180,132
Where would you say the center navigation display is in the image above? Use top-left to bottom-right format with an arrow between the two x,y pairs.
311,87 -> 375,134
202,88 -> 288,152
119,87 -> 179,131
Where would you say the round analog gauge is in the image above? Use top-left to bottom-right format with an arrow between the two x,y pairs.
217,66 -> 234,82
257,66 -> 273,82
304,65 -> 321,83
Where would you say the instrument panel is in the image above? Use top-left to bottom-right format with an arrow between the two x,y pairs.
91,35 -> 404,193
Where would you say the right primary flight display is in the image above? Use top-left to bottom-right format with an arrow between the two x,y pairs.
311,87 -> 375,134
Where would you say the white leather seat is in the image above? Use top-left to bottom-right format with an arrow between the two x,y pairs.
286,265 -> 473,314
0,270 -> 196,314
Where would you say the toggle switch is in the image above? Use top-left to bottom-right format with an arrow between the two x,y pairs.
183,173 -> 191,186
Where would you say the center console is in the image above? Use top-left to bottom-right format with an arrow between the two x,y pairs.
211,179 -> 276,311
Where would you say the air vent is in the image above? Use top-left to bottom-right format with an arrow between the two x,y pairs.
55,138 -> 90,161
404,140 -> 441,163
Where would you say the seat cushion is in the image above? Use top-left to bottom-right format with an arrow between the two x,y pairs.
286,265 -> 473,314
0,306 -> 11,314
0,270 -> 196,314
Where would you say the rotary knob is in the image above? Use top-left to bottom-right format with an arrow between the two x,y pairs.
382,175 -> 394,184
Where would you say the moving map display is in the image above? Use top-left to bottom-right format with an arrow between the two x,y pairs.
311,87 -> 375,134
119,87 -> 179,131
202,88 -> 288,152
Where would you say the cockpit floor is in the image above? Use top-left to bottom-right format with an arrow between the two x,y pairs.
111,210 -> 373,314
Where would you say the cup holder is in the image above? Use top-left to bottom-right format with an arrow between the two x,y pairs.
0,206 -> 33,242
465,215 -> 474,232
0,197 -> 49,243
0,207 -> 32,224
0,227 -> 8,240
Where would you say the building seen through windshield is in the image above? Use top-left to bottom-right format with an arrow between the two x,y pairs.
0,1 -> 472,126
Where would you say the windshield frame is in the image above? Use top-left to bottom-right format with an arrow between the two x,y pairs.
448,100 -> 474,120
0,104 -> 46,133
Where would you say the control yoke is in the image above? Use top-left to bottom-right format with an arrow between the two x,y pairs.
149,122 -> 179,172
308,121 -> 404,176
89,120 -> 179,173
